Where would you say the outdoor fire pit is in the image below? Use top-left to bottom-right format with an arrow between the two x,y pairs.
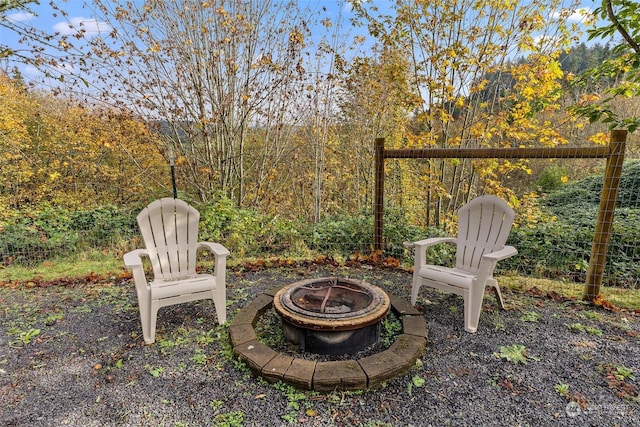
273,277 -> 391,355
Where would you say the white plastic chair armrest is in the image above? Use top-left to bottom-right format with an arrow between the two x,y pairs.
404,237 -> 457,249
123,249 -> 150,292
482,245 -> 517,262
475,245 -> 518,285
123,248 -> 149,269
197,242 -> 230,258
198,242 -> 229,290
405,237 -> 457,270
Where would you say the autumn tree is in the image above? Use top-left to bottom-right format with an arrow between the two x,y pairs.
573,0 -> 640,132
350,0 -> 587,228
65,0 -> 326,207
0,0 -> 96,84
0,72 -> 167,219
336,43 -> 421,215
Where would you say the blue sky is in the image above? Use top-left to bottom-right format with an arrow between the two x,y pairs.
1,0 -> 599,82
1,0 -> 598,48
1,0 -> 362,80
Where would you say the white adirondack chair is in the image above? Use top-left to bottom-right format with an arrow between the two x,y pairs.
406,195 -> 517,333
124,198 -> 230,344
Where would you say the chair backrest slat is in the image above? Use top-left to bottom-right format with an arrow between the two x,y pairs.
137,198 -> 200,281
456,195 -> 515,273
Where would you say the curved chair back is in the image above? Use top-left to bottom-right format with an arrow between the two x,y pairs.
455,195 -> 515,274
137,198 -> 200,281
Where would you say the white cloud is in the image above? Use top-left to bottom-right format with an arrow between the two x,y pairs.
23,65 -> 42,78
6,12 -> 35,22
53,17 -> 112,37
552,7 -> 593,23
568,7 -> 593,22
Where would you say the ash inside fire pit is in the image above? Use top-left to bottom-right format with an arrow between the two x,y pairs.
290,278 -> 374,314
273,277 -> 390,355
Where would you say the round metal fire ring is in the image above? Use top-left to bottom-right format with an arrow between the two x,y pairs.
273,277 -> 391,354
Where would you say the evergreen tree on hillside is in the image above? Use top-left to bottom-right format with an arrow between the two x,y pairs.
559,43 -> 623,102
559,43 -> 616,76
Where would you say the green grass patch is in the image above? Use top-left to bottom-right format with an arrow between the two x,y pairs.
0,250 -> 125,283
501,276 -> 640,311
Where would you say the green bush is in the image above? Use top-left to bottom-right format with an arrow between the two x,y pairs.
501,161 -> 640,286
68,205 -> 139,249
0,205 -> 138,266
536,164 -> 571,193
304,207 -> 453,263
198,196 -> 304,257
306,213 -> 372,254
2,159 -> 639,287
545,160 -> 640,209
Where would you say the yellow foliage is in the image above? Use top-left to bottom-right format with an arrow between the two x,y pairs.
0,73 -> 167,213
588,132 -> 609,146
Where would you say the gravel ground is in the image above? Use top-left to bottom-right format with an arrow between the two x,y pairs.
1,264 -> 639,426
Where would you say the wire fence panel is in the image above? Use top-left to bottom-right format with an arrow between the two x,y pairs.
1,134 -> 639,308
374,132 -> 640,308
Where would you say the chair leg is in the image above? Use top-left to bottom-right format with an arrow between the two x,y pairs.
464,288 -> 484,333
145,301 -> 160,344
136,291 -> 155,344
410,280 -> 421,306
494,285 -> 505,310
213,260 -> 228,324
212,289 -> 226,325
410,269 -> 425,306
487,279 -> 505,309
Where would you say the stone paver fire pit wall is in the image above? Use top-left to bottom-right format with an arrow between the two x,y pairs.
229,285 -> 428,391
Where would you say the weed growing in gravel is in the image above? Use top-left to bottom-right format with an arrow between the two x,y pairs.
208,324 -> 235,369
272,381 -> 317,424
227,286 -> 249,307
156,329 -> 190,354
144,364 -> 165,377
45,312 -> 64,326
613,365 -> 635,381
97,284 -> 135,314
566,322 -> 603,336
520,311 -> 541,322
209,400 -> 223,411
495,344 -> 539,364
579,311 -> 602,321
597,363 -> 640,402
554,382 -> 570,397
490,311 -> 505,331
196,329 -> 217,347
7,327 -> 41,347
585,326 -> 603,336
380,312 -> 402,347
69,305 -> 92,314
407,374 -> 426,396
213,410 -> 245,427
190,349 -> 208,366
